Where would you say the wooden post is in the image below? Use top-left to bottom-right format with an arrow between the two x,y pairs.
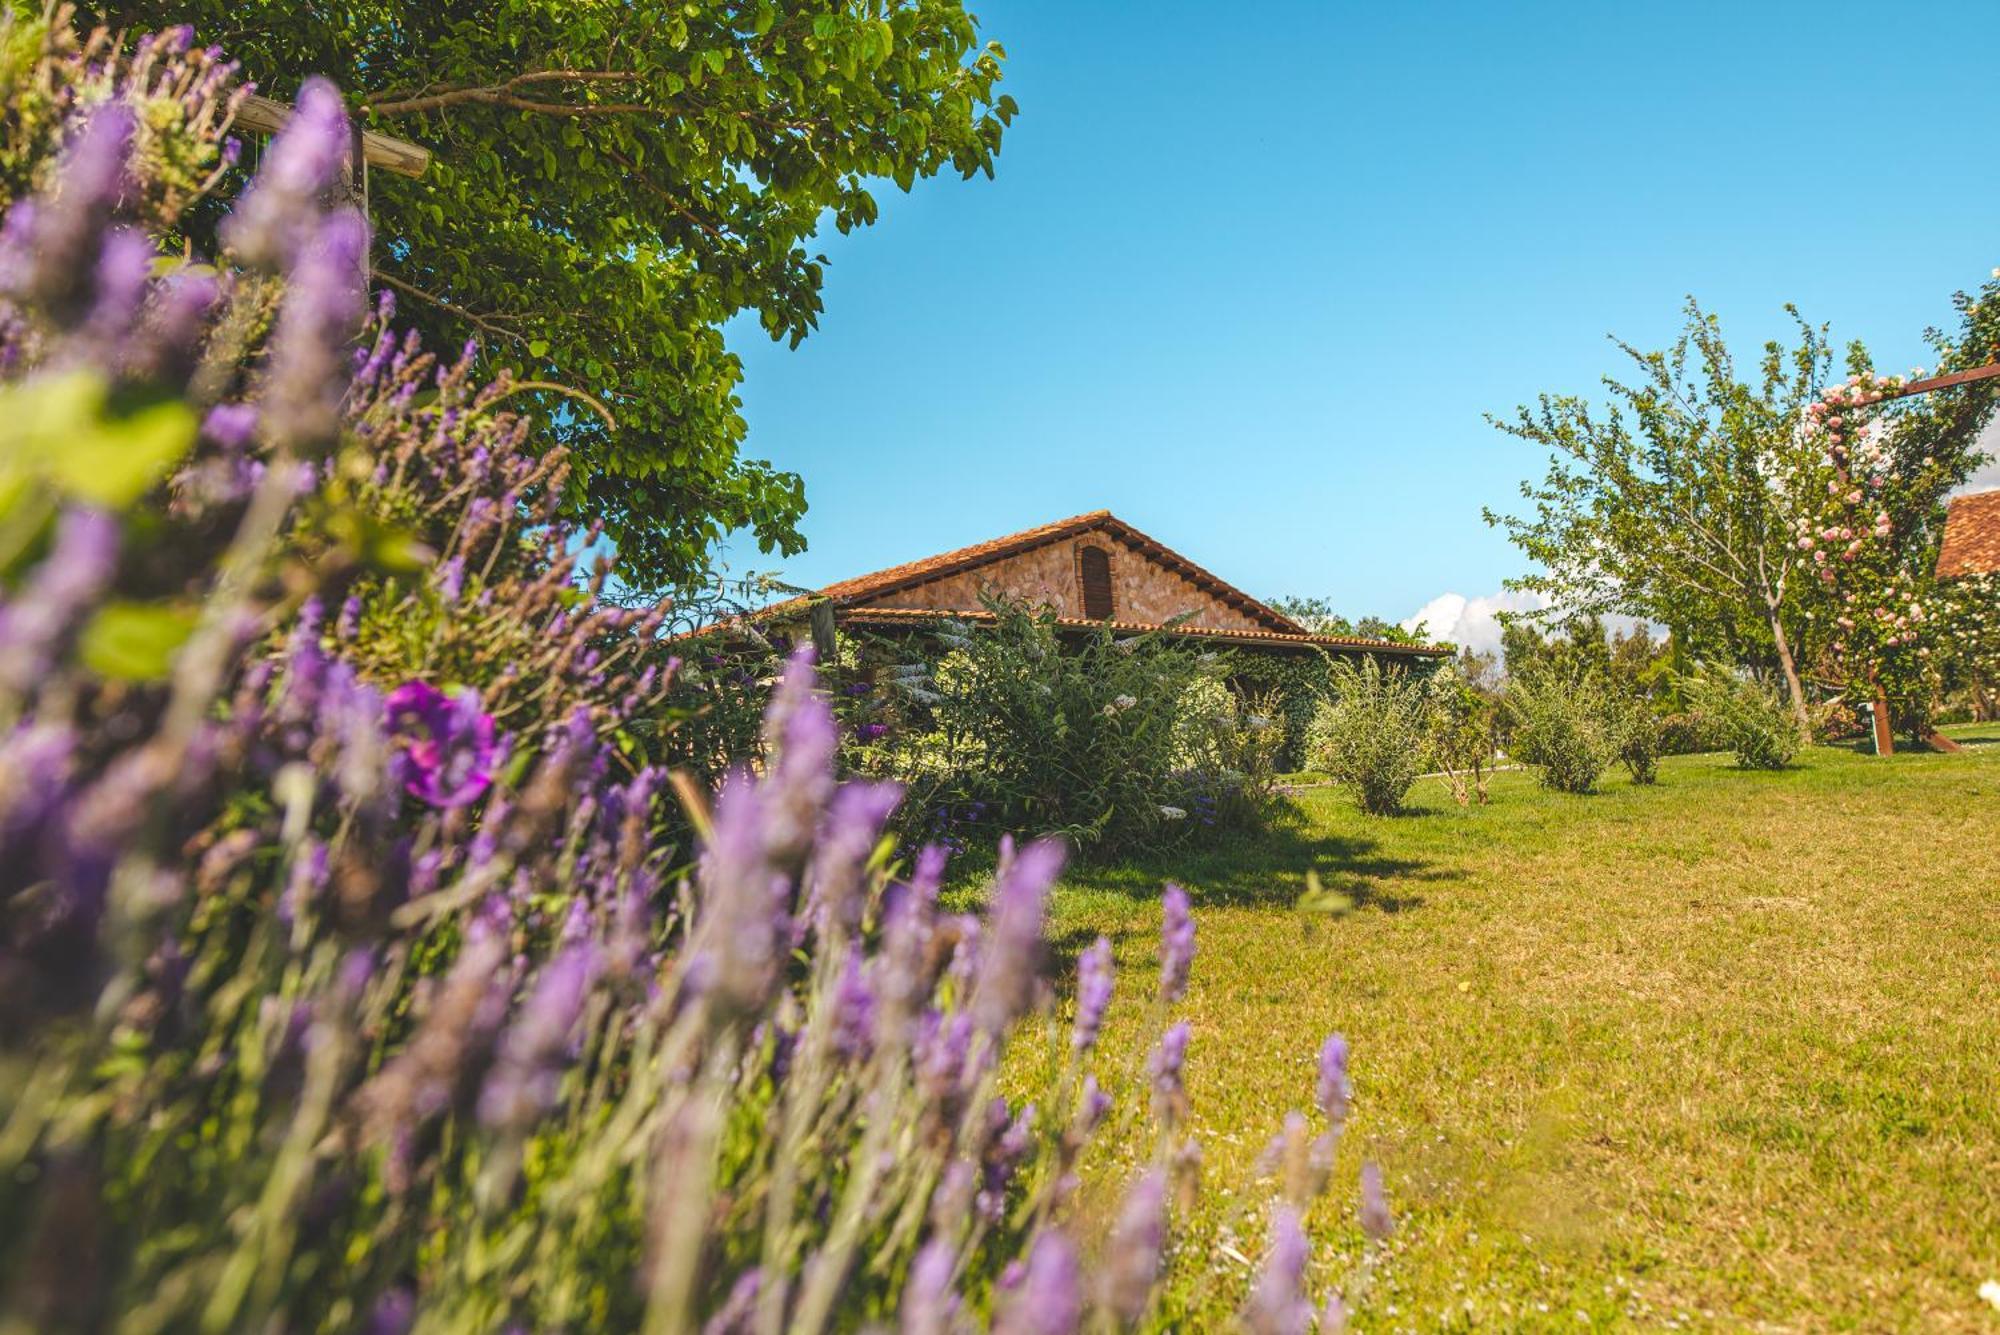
809,602 -> 838,663
1871,684 -> 1895,757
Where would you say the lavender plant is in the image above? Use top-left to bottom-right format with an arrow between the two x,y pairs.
0,23 -> 1388,1332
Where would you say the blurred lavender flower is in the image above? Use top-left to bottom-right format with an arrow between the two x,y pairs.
970,836 -> 1065,1035
809,779 -> 901,931
221,77 -> 351,270
1320,1292 -> 1350,1334
1073,1074 -> 1112,1138
365,1286 -> 415,1335
1158,882 -> 1194,1004
701,1268 -> 761,1335
76,227 -> 153,367
993,1230 -> 1081,1335
1148,1021 -> 1190,1124
978,1099 -> 1035,1222
1316,1033 -> 1351,1123
1242,1205 -> 1311,1335
261,207 -> 369,450
1359,1161 -> 1393,1241
385,680 -> 499,809
1071,935 -> 1113,1054
0,103 -> 136,323
1101,1168 -> 1167,1324
201,401 -> 257,448
479,941 -> 598,1131
0,508 -> 119,696
831,949 -> 876,1060
697,770 -> 793,1015
899,1238 -> 961,1335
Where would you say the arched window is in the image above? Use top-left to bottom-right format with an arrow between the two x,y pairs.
1078,545 -> 1114,620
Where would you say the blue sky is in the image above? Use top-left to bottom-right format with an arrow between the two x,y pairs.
722,0 -> 2000,649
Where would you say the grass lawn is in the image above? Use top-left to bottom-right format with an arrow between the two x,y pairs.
1034,733 -> 2000,1331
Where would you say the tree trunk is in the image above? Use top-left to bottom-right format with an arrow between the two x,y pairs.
1764,601 -> 1810,730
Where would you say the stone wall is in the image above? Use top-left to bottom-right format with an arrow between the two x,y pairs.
857,534 -> 1268,633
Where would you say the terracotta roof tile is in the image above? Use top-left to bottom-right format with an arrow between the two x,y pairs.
1938,489 -> 2000,578
836,607 -> 1449,656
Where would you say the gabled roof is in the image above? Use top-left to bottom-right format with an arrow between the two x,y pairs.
806,509 -> 1308,635
1937,488 -> 2000,578
839,606 -> 1449,656
731,510 -> 1445,658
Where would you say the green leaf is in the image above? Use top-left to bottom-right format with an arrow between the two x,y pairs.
79,601 -> 198,681
0,372 -> 199,508
48,399 -> 200,508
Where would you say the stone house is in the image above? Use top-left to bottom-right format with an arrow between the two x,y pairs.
757,509 -> 1446,664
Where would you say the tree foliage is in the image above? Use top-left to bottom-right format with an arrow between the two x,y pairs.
88,0 -> 1017,591
1485,301 -> 1836,724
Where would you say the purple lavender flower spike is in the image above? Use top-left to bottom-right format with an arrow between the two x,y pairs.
1074,1074 -> 1112,1137
139,266 -> 222,385
364,1286 -> 415,1335
900,1238 -> 961,1335
970,836 -> 1066,1035
1148,1021 -> 1190,1124
1158,883 -> 1195,1004
384,681 -> 499,809
1320,1292 -> 1350,1334
0,508 -> 119,696
1242,1205 -> 1311,1335
701,1267 -> 761,1335
697,770 -> 791,1013
831,948 -> 876,1060
758,647 -> 838,862
261,208 -> 369,450
0,103 -> 135,322
478,941 -> 598,1131
1315,1033 -> 1351,1123
1071,935 -> 1113,1054
1102,1168 -> 1167,1323
1358,1161 -> 1393,1241
201,402 -> 258,448
993,1230 -> 1082,1335
76,227 -> 153,367
222,77 -> 351,270
809,779 -> 902,931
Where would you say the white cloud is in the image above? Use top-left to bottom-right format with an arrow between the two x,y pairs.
1402,588 -> 1655,659
1400,589 -> 1547,658
1960,415 -> 2000,495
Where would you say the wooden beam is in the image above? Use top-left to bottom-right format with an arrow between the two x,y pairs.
235,93 -> 431,179
1879,360 -> 2000,401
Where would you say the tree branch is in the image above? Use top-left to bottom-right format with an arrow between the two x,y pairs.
365,70 -> 644,117
375,271 -> 529,349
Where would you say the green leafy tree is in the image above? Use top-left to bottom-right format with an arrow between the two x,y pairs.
90,0 -> 1016,590
1268,594 -> 1423,644
1486,301 -> 1842,727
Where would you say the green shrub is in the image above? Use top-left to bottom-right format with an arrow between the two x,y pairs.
1422,662 -> 1497,805
1306,656 -> 1430,815
1606,692 -> 1665,784
1506,671 -> 1616,793
1684,666 -> 1803,769
901,598 -> 1231,855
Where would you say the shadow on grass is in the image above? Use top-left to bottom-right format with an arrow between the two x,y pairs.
1057,799 -> 1465,913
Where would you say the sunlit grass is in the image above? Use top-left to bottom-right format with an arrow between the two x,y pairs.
1038,733 -> 2000,1330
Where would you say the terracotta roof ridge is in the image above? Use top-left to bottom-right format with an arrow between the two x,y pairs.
837,606 -> 1449,655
